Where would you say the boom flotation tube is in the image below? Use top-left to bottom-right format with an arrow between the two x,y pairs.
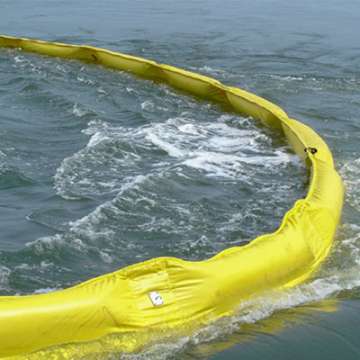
0,35 -> 343,359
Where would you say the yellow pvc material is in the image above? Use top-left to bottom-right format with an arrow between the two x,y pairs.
0,35 -> 343,359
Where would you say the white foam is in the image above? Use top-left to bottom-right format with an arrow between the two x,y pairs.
99,251 -> 114,264
14,261 -> 54,271
177,123 -> 200,135
270,74 -> 304,82
14,263 -> 33,271
145,131 -> 185,158
143,116 -> 298,180
86,131 -> 110,148
126,87 -> 137,94
97,87 -> 107,95
54,120 -> 146,198
67,174 -> 149,237
33,287 -> 59,294
14,55 -> 26,64
38,172 -> 150,261
76,75 -> 95,85
335,223 -> 360,266
340,158 -> 360,211
141,100 -> 155,111
182,150 -> 296,179
26,232 -> 89,257
0,266 -> 11,291
72,103 -> 90,118
191,65 -> 226,77
0,150 -> 7,170
183,152 -> 244,178
55,64 -> 67,73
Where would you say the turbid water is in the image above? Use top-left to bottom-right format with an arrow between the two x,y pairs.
0,0 -> 359,359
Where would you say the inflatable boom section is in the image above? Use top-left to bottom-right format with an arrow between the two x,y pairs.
0,35 -> 343,359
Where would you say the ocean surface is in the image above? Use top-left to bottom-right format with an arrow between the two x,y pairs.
0,0 -> 359,359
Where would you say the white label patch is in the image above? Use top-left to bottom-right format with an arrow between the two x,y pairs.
149,291 -> 164,306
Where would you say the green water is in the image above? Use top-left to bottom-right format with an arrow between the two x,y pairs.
0,0 -> 359,359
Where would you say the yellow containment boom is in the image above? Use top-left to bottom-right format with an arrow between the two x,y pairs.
0,35 -> 343,359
